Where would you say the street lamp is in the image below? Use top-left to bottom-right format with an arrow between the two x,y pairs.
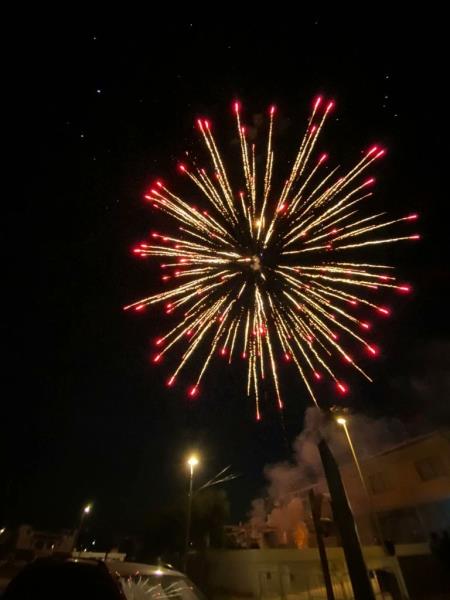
183,454 -> 199,572
73,503 -> 93,552
187,455 -> 199,473
336,417 -> 384,546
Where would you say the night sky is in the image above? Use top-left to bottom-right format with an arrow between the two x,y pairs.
3,18 -> 449,536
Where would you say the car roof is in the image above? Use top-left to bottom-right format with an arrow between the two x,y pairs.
105,561 -> 185,578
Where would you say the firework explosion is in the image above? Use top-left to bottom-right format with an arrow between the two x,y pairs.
125,97 -> 419,419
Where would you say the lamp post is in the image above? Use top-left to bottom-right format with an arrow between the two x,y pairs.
73,503 -> 93,553
183,455 -> 199,572
336,417 -> 384,546
317,435 -> 376,599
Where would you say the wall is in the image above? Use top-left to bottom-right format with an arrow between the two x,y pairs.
202,547 -> 409,600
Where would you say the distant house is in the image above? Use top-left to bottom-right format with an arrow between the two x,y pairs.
1,525 -> 126,563
14,524 -> 76,559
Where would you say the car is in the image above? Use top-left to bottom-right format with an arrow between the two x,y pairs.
2,557 -> 206,599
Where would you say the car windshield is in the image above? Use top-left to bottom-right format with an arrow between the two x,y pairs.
119,573 -> 205,600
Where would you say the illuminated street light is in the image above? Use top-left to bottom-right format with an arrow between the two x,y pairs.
183,454 -> 200,572
73,502 -> 93,552
187,455 -> 199,472
336,417 -> 384,546
181,455 -> 238,572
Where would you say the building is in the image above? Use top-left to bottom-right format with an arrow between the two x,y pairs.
204,430 -> 450,598
335,428 -> 450,544
0,525 -> 127,564
14,524 -> 76,559
247,429 -> 450,548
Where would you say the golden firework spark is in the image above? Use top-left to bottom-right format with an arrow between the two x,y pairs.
125,97 -> 419,420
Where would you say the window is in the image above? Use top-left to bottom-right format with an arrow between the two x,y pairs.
368,472 -> 392,494
415,456 -> 446,481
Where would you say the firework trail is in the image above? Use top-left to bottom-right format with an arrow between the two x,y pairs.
125,98 -> 419,419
